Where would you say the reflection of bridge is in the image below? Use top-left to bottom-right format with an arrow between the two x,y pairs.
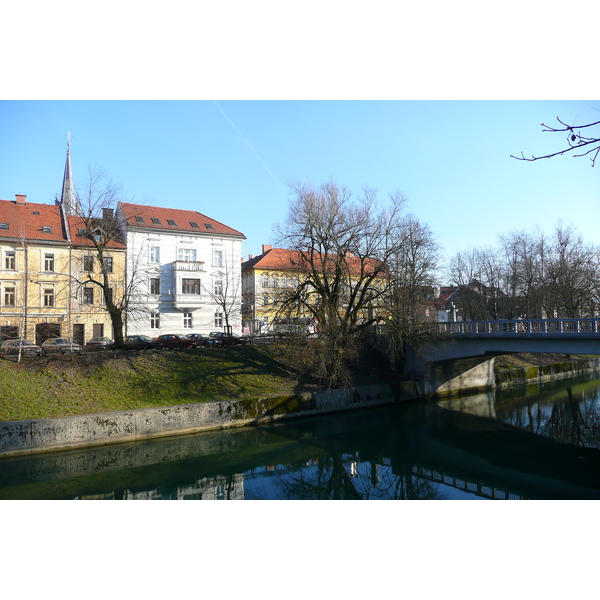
409,465 -> 526,500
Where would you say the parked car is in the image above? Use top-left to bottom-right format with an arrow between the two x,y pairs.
0,339 -> 42,358
209,332 -> 250,346
123,335 -> 163,350
154,334 -> 195,350
41,338 -> 82,355
184,333 -> 221,348
85,337 -> 114,351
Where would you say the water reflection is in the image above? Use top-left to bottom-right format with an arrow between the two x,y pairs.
2,375 -> 600,500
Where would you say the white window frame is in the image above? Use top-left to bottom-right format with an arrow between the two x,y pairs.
183,311 -> 193,329
213,249 -> 223,267
178,247 -> 197,262
4,250 -> 16,271
44,253 -> 55,272
150,246 -> 160,264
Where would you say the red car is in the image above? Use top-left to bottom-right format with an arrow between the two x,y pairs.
154,334 -> 195,349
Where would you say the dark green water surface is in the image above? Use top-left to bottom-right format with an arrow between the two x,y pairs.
2,375 -> 600,500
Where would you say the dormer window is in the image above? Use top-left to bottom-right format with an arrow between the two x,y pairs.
93,230 -> 102,242
42,226 -> 52,234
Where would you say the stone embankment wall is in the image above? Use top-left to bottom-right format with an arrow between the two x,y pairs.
495,357 -> 600,387
0,383 -> 402,457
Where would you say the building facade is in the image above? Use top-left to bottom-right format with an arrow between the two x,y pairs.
117,202 -> 245,337
241,245 -> 317,335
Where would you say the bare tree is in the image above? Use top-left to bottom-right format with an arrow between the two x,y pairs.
387,215 -> 441,364
275,181 -> 420,387
511,116 -> 600,166
203,245 -> 242,335
70,167 -> 138,347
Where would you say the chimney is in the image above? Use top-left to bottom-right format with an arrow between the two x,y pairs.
103,208 -> 114,220
15,194 -> 26,205
248,255 -> 253,260
262,244 -> 272,254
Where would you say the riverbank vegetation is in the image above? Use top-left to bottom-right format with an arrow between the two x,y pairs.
0,341 -> 394,423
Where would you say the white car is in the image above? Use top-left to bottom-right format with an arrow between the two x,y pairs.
41,338 -> 83,355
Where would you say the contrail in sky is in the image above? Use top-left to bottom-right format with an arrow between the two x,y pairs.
213,101 -> 287,193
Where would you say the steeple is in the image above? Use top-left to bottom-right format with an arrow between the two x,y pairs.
59,131 -> 78,215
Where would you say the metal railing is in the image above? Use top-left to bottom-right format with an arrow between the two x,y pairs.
174,260 -> 205,272
432,318 -> 600,337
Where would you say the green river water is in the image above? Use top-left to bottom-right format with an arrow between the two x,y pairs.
1,374 -> 599,500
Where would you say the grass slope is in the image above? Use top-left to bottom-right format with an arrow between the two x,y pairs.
0,342 -> 394,423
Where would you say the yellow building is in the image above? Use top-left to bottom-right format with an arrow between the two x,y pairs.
0,194 -> 125,345
0,195 -> 73,343
241,244 -> 395,336
241,245 -> 308,334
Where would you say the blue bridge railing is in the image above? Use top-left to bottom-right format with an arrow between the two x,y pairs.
432,318 -> 600,337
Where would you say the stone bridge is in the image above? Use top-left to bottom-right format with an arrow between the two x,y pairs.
402,318 -> 600,396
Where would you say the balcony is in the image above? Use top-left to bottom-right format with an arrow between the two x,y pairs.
174,260 -> 205,272
173,293 -> 203,311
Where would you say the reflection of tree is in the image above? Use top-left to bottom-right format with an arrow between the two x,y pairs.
496,384 -> 600,448
275,454 -> 443,500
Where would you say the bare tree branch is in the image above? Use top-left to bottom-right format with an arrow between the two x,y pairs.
511,116 -> 600,166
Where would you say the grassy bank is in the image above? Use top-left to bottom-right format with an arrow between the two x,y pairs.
0,342 -> 393,423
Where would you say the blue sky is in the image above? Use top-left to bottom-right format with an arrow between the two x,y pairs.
0,100 -> 598,273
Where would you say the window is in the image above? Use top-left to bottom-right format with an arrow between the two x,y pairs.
178,248 -> 197,262
3,286 -> 15,307
83,255 -> 94,272
44,253 -> 55,272
135,216 -> 145,223
42,226 -> 53,234
83,287 -> 94,304
214,312 -> 223,328
261,274 -> 269,287
150,310 -> 160,329
93,231 -> 102,242
43,287 -> 55,307
5,251 -> 15,270
263,293 -> 270,306
167,219 -> 176,226
0,223 -> 8,230
103,257 -> 113,273
150,246 -> 160,263
214,279 -> 223,296
150,278 -> 160,295
205,223 -> 215,230
214,250 -> 223,267
182,278 -> 201,295
183,311 -> 192,328
151,218 -> 161,224
190,222 -> 200,228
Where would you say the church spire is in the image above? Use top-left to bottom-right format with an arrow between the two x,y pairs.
59,131 -> 78,215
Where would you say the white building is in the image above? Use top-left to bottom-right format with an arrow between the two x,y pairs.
117,202 -> 245,337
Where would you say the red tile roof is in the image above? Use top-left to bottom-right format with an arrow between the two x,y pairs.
0,198 -> 67,244
67,215 -> 126,249
242,247 -> 384,277
119,202 -> 245,238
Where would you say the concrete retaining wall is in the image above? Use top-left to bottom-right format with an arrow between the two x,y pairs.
0,383 -> 398,457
